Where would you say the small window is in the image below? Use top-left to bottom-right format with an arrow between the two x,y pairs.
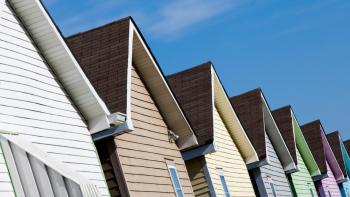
308,183 -> 314,197
217,169 -> 230,197
267,176 -> 277,197
328,190 -> 332,197
167,164 -> 184,197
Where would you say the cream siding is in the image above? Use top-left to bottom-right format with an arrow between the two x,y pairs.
205,106 -> 255,197
114,66 -> 194,197
0,3 -> 109,196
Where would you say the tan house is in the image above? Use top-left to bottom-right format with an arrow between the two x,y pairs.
167,62 -> 259,197
67,17 -> 198,197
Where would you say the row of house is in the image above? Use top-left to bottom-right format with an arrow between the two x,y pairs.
0,0 -> 349,196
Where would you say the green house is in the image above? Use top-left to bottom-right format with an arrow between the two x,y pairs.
272,106 -> 322,196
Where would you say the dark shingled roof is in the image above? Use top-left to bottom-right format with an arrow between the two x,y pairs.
66,17 -> 131,114
327,131 -> 348,177
166,62 -> 214,146
272,106 -> 298,165
300,120 -> 327,174
230,88 -> 266,160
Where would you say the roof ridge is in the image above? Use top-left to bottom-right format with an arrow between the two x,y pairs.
67,16 -> 132,39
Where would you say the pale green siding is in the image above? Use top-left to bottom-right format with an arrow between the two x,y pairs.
289,114 -> 318,197
290,148 -> 318,196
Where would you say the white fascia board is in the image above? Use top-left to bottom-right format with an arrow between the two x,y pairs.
129,21 -> 198,149
261,95 -> 297,173
211,67 -> 259,164
8,0 -> 111,133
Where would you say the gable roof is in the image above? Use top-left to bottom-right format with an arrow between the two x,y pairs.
272,106 -> 321,177
272,106 -> 297,164
231,89 -> 296,172
327,131 -> 349,178
301,121 -> 344,182
167,62 -> 259,164
66,17 -> 197,150
5,0 -> 111,133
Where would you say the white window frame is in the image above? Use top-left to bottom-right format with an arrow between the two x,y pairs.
167,163 -> 184,197
217,168 -> 230,197
267,176 -> 277,197
308,183 -> 314,197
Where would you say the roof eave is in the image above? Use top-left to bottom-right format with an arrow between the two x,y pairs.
8,0 -> 111,133
212,67 -> 259,164
129,20 -> 198,150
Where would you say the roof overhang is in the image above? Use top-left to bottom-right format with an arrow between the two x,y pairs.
7,0 -> 112,133
128,20 -> 198,150
261,94 -> 297,173
290,110 -> 321,177
211,66 -> 259,164
320,127 -> 345,182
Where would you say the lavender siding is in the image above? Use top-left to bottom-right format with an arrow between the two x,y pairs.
316,161 -> 341,197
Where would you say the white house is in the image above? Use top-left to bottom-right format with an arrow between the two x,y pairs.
0,0 -> 118,196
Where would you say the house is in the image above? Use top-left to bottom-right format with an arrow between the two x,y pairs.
301,120 -> 344,197
167,62 -> 259,197
0,0 -> 118,196
327,131 -> 350,197
67,17 -> 198,197
272,106 -> 321,196
230,89 -> 297,197
344,140 -> 350,156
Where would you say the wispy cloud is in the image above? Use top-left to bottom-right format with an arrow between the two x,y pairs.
149,0 -> 237,37
44,0 -> 238,38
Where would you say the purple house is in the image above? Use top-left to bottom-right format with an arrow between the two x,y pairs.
301,120 -> 345,197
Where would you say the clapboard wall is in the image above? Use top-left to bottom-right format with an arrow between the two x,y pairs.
185,157 -> 211,197
260,133 -> 293,197
316,162 -> 342,197
204,106 -> 255,197
340,181 -> 350,197
0,142 -> 15,196
288,117 -> 318,196
0,3 -> 109,196
289,147 -> 317,196
112,66 -> 193,197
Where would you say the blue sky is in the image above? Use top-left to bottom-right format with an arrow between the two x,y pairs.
42,0 -> 350,139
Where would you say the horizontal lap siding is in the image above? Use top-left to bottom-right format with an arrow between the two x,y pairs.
205,106 -> 255,197
185,157 -> 211,197
115,66 -> 193,197
260,133 -> 293,197
290,147 -> 317,196
340,181 -> 350,197
0,4 -> 109,196
320,161 -> 341,197
0,143 -> 15,197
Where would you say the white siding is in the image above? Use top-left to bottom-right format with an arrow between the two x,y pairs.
260,133 -> 293,197
0,143 -> 16,197
0,3 -> 109,196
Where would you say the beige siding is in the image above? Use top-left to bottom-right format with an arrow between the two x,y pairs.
185,157 -> 211,197
114,66 -> 194,197
205,106 -> 255,197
